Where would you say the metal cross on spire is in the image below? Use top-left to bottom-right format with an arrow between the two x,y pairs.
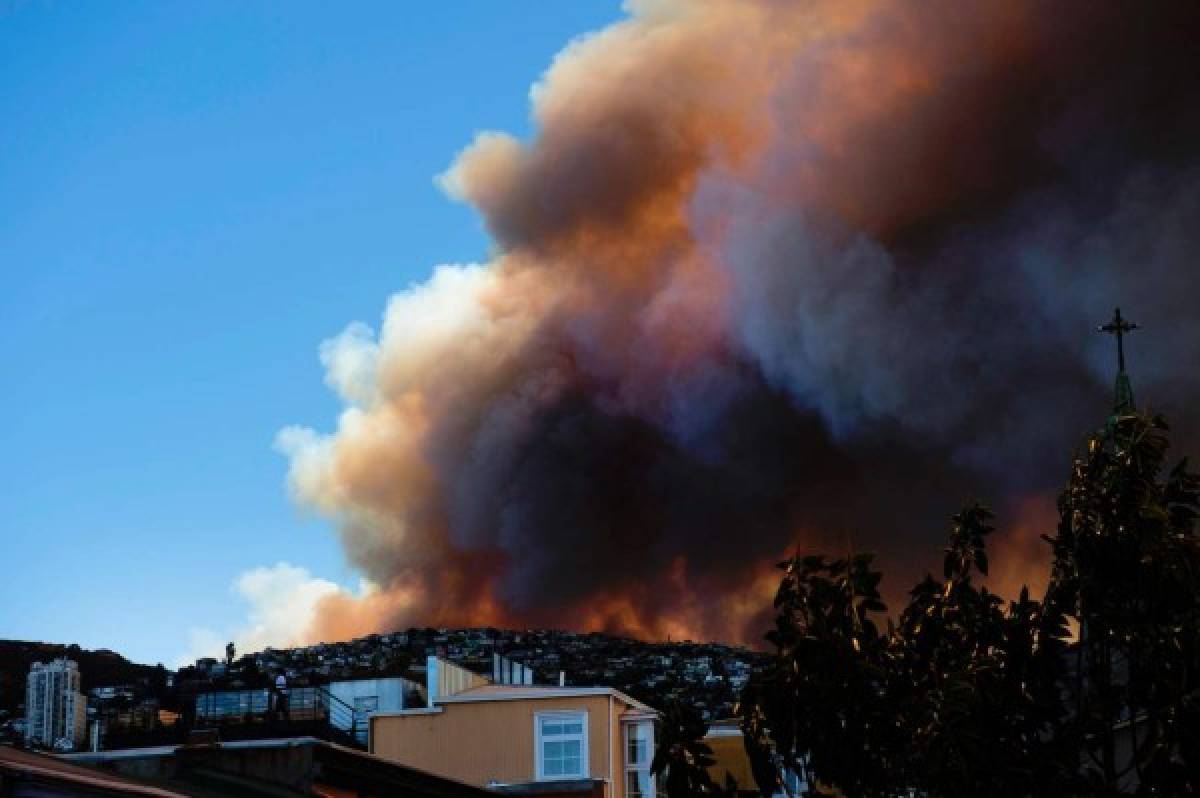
1098,307 -> 1138,374
1098,307 -> 1139,416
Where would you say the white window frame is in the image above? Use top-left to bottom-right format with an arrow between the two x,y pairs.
623,720 -> 656,798
534,710 -> 589,781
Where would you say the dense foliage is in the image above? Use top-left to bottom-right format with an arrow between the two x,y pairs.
652,700 -> 732,797
738,412 -> 1200,796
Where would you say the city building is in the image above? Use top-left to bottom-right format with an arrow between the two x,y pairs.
703,720 -> 807,797
369,656 -> 659,798
25,658 -> 87,751
87,684 -> 168,752
181,674 -> 423,750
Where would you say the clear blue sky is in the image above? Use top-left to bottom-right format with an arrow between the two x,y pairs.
0,1 -> 622,665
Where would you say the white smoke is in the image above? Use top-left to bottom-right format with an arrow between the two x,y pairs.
176,562 -> 369,667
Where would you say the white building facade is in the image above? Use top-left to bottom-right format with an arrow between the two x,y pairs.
25,658 -> 87,751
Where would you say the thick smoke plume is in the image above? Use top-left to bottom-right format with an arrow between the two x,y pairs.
278,0 -> 1200,645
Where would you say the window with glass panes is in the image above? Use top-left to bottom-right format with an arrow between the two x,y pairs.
535,712 -> 588,780
624,721 -> 655,798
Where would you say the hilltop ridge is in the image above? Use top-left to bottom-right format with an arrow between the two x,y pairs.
2,627 -> 765,722
0,640 -> 164,716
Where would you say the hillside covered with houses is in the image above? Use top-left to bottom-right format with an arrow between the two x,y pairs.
182,627 -> 764,722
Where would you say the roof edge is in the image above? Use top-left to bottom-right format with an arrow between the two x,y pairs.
432,686 -> 657,714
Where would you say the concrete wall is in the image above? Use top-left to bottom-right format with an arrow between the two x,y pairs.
427,657 -> 489,702
90,743 -> 318,794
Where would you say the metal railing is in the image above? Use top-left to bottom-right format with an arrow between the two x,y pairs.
320,687 -> 369,745
192,686 -> 366,748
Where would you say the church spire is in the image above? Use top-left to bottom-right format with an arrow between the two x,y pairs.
1098,307 -> 1138,416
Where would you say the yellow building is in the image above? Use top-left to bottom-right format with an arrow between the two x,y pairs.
370,657 -> 659,798
704,720 -> 810,797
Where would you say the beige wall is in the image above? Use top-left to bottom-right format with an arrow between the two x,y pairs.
435,659 -> 490,697
372,695 -> 640,798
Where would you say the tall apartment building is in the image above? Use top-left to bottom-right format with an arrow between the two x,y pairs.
25,658 -> 87,751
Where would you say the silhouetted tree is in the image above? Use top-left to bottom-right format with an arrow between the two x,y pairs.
1044,413 -> 1200,793
739,412 -> 1200,796
652,700 -> 731,797
889,506 -> 1075,796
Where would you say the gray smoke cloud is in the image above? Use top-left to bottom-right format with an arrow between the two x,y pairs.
278,0 -> 1200,645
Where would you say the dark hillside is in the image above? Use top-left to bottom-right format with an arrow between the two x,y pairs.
0,640 -> 160,715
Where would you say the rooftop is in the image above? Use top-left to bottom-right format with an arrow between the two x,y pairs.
60,736 -> 497,797
435,680 -> 657,715
0,746 -> 187,797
